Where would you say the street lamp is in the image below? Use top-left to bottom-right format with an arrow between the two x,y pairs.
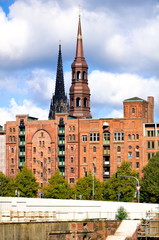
116,174 -> 140,203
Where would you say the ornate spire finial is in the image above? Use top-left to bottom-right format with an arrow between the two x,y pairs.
78,5 -> 81,18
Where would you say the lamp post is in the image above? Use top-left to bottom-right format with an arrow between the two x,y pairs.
116,174 -> 140,203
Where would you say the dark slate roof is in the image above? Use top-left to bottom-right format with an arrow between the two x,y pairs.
123,97 -> 148,103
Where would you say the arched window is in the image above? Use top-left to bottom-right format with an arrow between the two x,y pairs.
84,98 -> 87,107
83,71 -> 86,79
93,146 -> 96,152
77,71 -> 81,80
132,134 -> 135,140
128,134 -> 131,140
76,98 -> 81,107
132,108 -> 135,114
136,134 -> 139,140
117,146 -> 121,153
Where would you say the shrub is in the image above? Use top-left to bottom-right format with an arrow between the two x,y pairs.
115,206 -> 128,220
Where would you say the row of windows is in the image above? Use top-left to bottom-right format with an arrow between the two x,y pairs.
33,147 -> 51,153
33,158 -> 51,164
9,128 -> 16,133
146,130 -> 159,137
83,167 -> 97,175
117,158 -> 140,168
83,146 -> 97,153
71,97 -> 88,108
82,133 -> 139,142
117,145 -> 139,153
68,135 -> 76,141
147,141 -> 159,149
9,136 -> 16,142
73,70 -> 87,80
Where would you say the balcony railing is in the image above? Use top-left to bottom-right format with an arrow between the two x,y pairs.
103,150 -> 110,155
58,162 -> 65,166
58,140 -> 65,144
19,141 -> 25,145
19,152 -> 25,156
58,151 -> 65,155
19,131 -> 25,135
103,140 -> 110,145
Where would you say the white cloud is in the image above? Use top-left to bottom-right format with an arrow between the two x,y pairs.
0,98 -> 48,126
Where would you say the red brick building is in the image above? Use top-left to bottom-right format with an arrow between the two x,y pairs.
4,17 -> 159,186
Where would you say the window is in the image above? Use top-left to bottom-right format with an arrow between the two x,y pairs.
48,157 -> 51,163
71,157 -> 74,163
10,128 -> 12,133
48,147 -> 51,153
41,172 -> 43,177
148,152 -> 155,160
70,178 -> 75,184
84,98 -> 87,107
132,134 -> 135,140
132,108 -> 135,114
117,156 -> 121,163
136,162 -> 140,168
114,132 -> 124,141
128,152 -> 132,157
83,157 -> 86,163
136,134 -> 139,140
70,168 -> 74,173
48,168 -> 51,174
33,157 -> 36,163
93,157 -> 96,164
41,132 -> 44,137
128,145 -> 132,149
93,167 -> 97,174
33,169 -> 36,174
147,141 -> 155,149
82,135 -> 87,141
93,146 -> 96,152
11,148 -> 14,153
136,152 -> 140,158
41,162 -> 43,167
76,97 -> 81,107
40,152 -> 43,157
117,146 -> 121,153
13,128 -> 15,132
128,134 -> 131,140
39,141 -> 41,146
103,132 -> 110,141
69,135 -> 72,141
11,158 -> 14,164
90,133 -> 100,141
146,130 -> 155,137
71,146 -> 74,151
33,147 -> 36,153
136,145 -> 139,150
84,146 -> 86,153
11,169 -> 14,174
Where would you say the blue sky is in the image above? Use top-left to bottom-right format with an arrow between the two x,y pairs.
0,0 -> 159,126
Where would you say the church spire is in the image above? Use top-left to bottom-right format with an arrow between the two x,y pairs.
48,43 -> 69,120
69,16 -> 92,118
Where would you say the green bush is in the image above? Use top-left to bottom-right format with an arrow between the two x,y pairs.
115,206 -> 128,220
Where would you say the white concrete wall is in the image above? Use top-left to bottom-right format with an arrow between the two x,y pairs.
0,197 -> 158,221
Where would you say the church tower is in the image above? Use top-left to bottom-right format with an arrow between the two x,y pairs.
48,44 -> 69,119
69,16 -> 92,118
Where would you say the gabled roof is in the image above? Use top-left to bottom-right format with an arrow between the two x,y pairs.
123,97 -> 148,103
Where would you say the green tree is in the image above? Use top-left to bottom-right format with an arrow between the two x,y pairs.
14,165 -> 39,197
140,152 -> 159,203
44,170 -> 72,199
103,161 -> 139,202
73,172 -> 103,200
0,172 -> 11,196
115,206 -> 129,220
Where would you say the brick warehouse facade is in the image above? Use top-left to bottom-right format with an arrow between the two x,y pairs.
4,17 -> 159,186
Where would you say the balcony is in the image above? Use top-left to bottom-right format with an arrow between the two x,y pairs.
19,161 -> 25,167
58,151 -> 65,156
58,140 -> 65,145
58,161 -> 65,166
103,140 -> 110,145
103,161 -> 110,166
103,171 -> 110,176
19,152 -> 25,156
103,150 -> 110,155
19,131 -> 25,136
19,141 -> 25,146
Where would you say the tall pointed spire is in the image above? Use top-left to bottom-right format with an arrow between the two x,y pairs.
69,16 -> 92,118
48,44 -> 69,120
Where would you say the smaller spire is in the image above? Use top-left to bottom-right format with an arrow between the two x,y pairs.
48,43 -> 69,120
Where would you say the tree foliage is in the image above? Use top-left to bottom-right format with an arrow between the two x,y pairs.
115,206 -> 129,220
14,165 -> 39,198
103,161 -> 139,202
73,172 -> 103,200
0,172 -> 12,196
44,170 -> 72,199
140,152 -> 159,203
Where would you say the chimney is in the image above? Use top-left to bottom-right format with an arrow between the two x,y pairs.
147,96 -> 154,123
